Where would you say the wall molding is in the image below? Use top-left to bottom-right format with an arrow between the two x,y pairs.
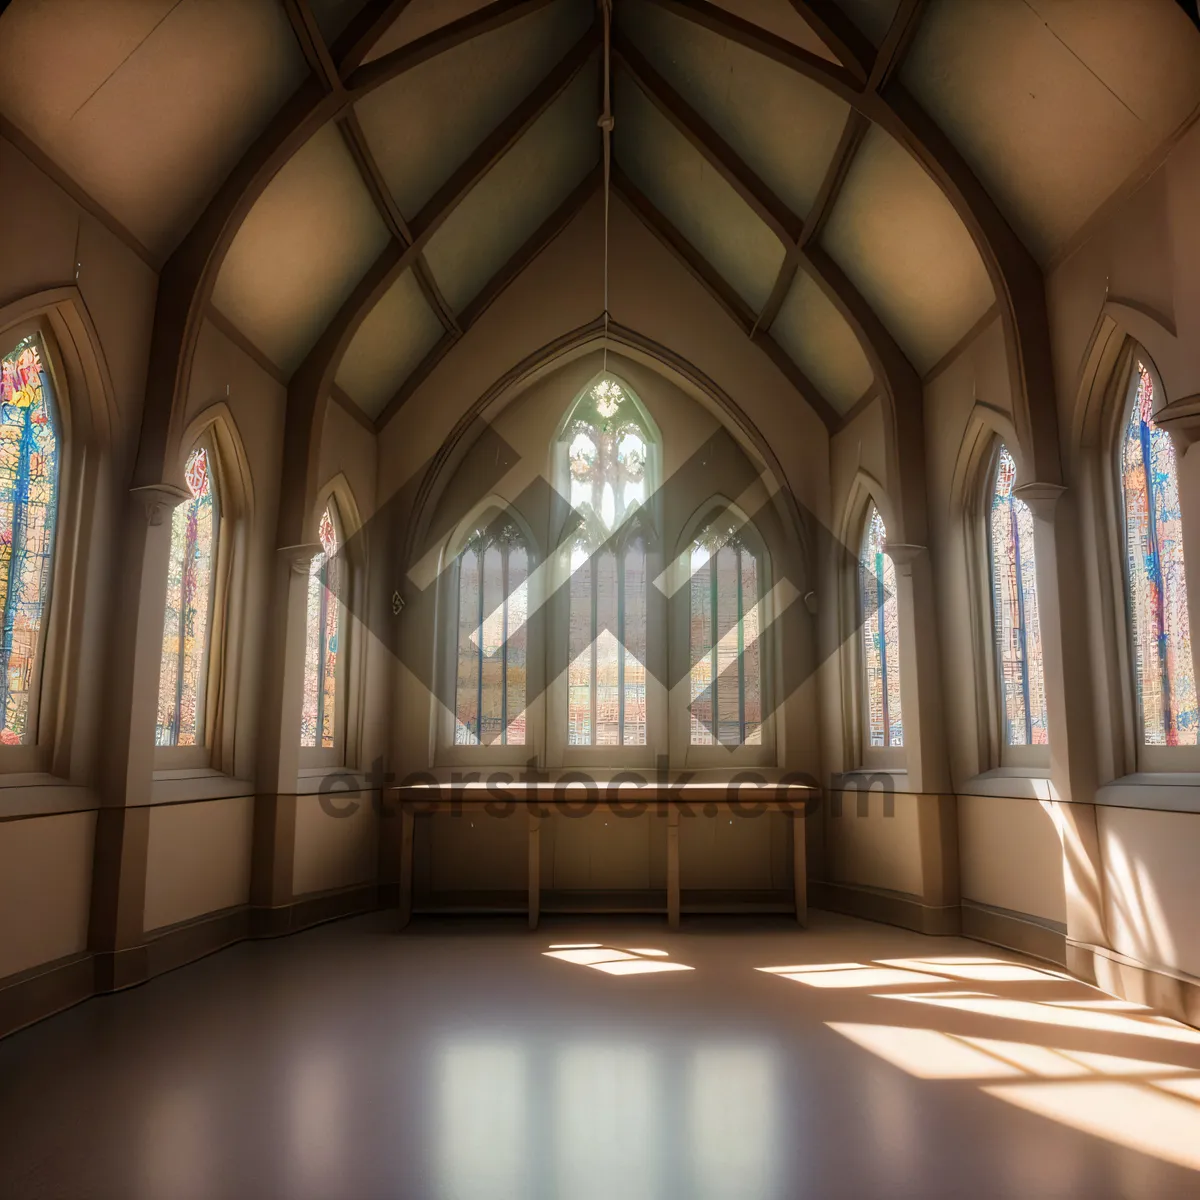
1068,940 -> 1200,1029
0,885 -> 386,1041
960,899 -> 1067,966
810,880 -> 962,935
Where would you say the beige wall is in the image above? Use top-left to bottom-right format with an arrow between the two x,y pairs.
292,791 -> 378,897
957,794 -> 1065,924
1099,805 -> 1200,980
143,796 -> 254,932
0,812 -> 95,978
824,792 -> 924,898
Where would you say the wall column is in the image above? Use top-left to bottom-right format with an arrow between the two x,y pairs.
251,543 -> 321,929
90,485 -> 187,989
1016,482 -> 1108,961
888,544 -> 949,794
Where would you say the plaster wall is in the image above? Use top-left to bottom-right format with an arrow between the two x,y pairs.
143,796 -> 254,932
0,811 -> 95,978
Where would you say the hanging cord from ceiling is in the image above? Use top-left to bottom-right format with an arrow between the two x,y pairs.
598,0 -> 614,374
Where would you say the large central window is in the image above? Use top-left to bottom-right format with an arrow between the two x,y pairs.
562,377 -> 655,747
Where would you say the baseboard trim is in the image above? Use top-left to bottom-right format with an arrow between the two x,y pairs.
0,884 -> 388,1041
1067,940 -> 1200,1028
811,880 -> 962,935
0,952 -> 96,1040
960,900 -> 1067,966
540,888 -> 668,913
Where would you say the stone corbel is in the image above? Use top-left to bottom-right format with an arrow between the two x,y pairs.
1150,394 -> 1200,456
278,543 -> 323,575
1013,481 -> 1067,522
130,483 -> 190,526
887,543 -> 926,576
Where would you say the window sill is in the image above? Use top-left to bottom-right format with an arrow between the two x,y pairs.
295,766 -> 371,796
148,769 -> 255,806
832,769 -> 910,793
0,773 -> 97,820
959,769 -> 1054,801
1094,773 -> 1200,815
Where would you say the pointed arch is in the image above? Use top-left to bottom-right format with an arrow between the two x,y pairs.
859,502 -> 903,751
987,442 -> 1049,750
1118,355 -> 1197,747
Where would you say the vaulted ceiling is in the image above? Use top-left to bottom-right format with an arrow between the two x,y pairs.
2,0 -> 1199,428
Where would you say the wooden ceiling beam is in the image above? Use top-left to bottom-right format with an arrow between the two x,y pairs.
645,0 -> 859,98
348,0 -> 559,97
408,29 -> 599,244
755,108 -> 868,334
281,0 -> 341,91
660,0 -> 1062,496
613,36 -> 801,246
333,0 -> 413,77
612,167 -> 756,334
280,26 -> 600,516
868,0 -> 928,93
336,111 -> 460,334
376,165 -> 603,429
611,169 -> 839,431
135,0 -> 563,492
788,0 -> 873,85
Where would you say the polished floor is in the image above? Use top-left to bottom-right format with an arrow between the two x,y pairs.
2,912 -> 1200,1199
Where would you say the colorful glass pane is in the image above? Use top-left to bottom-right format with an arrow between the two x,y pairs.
562,377 -> 651,748
300,503 -> 341,749
688,522 -> 763,746
156,445 -> 217,747
989,445 -> 1048,746
861,505 -> 903,748
453,521 -> 528,746
1122,364 -> 1197,746
0,336 -> 59,745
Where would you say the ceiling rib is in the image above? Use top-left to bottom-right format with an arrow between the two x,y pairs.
336,109 -> 460,333
134,0 -> 562,491
611,166 -> 839,431
377,163 -> 603,429
787,0 -> 870,83
652,0 -> 1060,493
282,0 -> 341,90
754,109 -> 867,334
335,0 -> 414,76
274,24 -> 603,550
615,36 -> 902,422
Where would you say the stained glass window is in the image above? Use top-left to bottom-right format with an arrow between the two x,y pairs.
689,520 -> 762,746
453,519 -> 528,745
989,445 -> 1048,746
156,445 -> 218,746
300,502 -> 342,749
564,377 -> 650,747
0,336 -> 59,745
860,504 -> 903,748
1121,362 -> 1197,746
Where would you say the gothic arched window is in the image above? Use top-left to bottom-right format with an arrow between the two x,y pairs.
860,504 -> 902,748
454,518 -> 529,745
0,335 -> 59,745
300,500 -> 342,749
989,445 -> 1048,746
1121,361 -> 1197,745
564,378 -> 652,747
689,518 -> 763,746
156,443 -> 218,746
